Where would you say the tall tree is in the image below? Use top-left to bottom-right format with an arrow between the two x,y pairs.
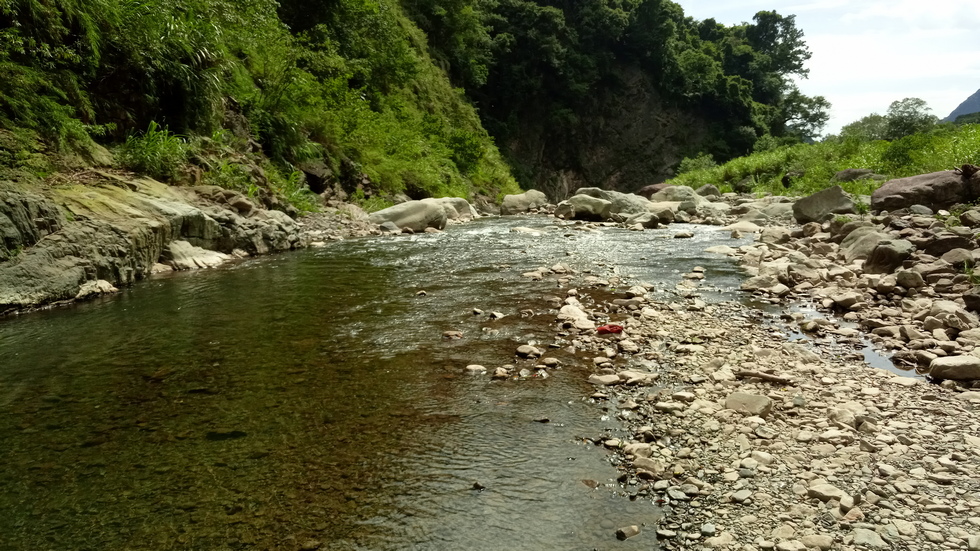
779,86 -> 830,140
885,97 -> 938,140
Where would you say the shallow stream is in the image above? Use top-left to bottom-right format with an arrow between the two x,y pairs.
0,216 -> 892,550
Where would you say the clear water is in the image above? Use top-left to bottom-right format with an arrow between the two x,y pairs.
0,216 -> 837,550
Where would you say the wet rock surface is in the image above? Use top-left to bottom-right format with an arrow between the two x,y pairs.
0,172 -> 380,314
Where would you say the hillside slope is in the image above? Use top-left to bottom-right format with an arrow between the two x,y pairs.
945,88 -> 980,122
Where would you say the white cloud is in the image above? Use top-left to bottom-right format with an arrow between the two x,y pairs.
841,1 -> 980,31
673,0 -> 980,134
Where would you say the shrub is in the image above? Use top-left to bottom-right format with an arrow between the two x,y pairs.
677,153 -> 716,175
117,122 -> 187,181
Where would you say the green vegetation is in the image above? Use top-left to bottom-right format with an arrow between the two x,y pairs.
0,0 -> 521,210
1,0 -> 832,203
117,123 -> 188,182
406,1 -> 831,180
668,121 -> 980,196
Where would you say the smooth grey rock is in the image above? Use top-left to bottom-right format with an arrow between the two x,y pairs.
162,240 -> 231,270
731,489 -> 753,503
841,226 -> 890,262
648,185 -> 707,205
760,226 -> 792,244
942,247 -> 975,268
872,170 -> 978,211
851,527 -> 888,548
515,345 -> 542,358
75,279 -> 118,300
625,211 -> 660,229
616,525 -> 640,540
807,483 -> 845,502
864,240 -> 915,274
801,534 -> 834,551
793,185 -> 856,223
930,356 -> 980,380
430,197 -> 479,220
369,199 -> 448,231
558,304 -> 595,330
696,184 -> 721,197
961,209 -> 980,227
725,392 -> 773,417
574,187 -> 650,215
500,190 -> 549,215
588,374 -> 620,385
554,195 -> 612,221
924,233 -> 975,257
895,270 -> 925,289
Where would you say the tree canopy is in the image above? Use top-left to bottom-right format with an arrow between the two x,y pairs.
0,0 -> 830,196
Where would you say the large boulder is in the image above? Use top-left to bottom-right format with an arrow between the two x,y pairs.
930,356 -> 980,380
871,170 -> 980,212
864,239 -> 915,274
696,184 -> 721,198
429,197 -> 479,221
369,199 -> 448,231
554,194 -> 612,221
840,226 -> 890,262
648,185 -> 707,205
625,212 -> 660,229
923,233 -> 976,257
500,189 -> 549,215
793,185 -> 856,224
647,203 -> 675,224
574,187 -> 650,215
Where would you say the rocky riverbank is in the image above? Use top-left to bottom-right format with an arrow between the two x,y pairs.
0,171 -> 380,314
489,207 -> 980,550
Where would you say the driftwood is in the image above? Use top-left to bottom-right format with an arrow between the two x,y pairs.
735,370 -> 795,385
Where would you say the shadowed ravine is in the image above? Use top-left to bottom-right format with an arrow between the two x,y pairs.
0,217 -> 849,550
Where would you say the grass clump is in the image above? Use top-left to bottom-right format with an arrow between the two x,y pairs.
117,122 -> 187,182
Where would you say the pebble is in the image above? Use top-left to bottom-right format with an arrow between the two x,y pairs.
616,525 -> 640,540
519,222 -> 980,551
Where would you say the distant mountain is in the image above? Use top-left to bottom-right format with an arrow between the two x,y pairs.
944,88 -> 980,122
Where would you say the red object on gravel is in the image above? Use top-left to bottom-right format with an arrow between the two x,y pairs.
596,324 -> 623,334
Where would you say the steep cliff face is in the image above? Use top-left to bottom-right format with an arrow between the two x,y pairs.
500,66 -> 710,201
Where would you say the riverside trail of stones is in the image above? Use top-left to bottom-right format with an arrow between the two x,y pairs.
490,217 -> 980,551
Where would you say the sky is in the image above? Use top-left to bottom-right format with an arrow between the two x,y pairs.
672,0 -> 980,136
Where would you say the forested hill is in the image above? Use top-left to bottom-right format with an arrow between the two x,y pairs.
406,0 -> 828,197
0,0 -> 827,202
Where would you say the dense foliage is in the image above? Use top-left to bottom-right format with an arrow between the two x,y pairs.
0,0 -> 830,201
0,0 -> 520,205
405,0 -> 830,164
667,121 -> 980,197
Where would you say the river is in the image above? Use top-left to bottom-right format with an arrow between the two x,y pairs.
0,216 -> 799,550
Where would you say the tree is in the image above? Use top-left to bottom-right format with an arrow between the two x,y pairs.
779,86 -> 830,140
840,113 -> 888,141
745,11 -> 811,78
885,97 -> 937,140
